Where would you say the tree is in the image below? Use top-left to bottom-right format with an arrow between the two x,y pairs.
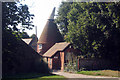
2,2 -> 50,75
2,2 -> 34,37
56,2 -> 120,61
55,2 -> 72,36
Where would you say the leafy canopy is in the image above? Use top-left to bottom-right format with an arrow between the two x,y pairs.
2,2 -> 34,37
56,2 -> 120,60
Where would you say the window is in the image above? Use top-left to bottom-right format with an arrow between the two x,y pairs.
39,44 -> 42,49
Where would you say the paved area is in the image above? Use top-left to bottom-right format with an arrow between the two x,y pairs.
52,71 -> 119,80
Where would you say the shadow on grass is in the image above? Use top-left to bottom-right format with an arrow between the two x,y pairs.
2,73 -> 61,80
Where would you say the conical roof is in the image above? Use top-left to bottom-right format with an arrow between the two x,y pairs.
38,8 -> 63,44
49,7 -> 55,19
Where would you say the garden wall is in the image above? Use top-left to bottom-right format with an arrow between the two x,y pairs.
79,58 -> 118,70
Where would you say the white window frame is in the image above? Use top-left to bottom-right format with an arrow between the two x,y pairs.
39,44 -> 42,49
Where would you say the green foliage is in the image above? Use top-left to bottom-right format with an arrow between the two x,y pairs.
2,2 -> 34,38
64,61 -> 77,72
56,2 -> 120,60
55,2 -> 73,36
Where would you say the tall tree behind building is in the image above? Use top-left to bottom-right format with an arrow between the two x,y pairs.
56,2 -> 120,62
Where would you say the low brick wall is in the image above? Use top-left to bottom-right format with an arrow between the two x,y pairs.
79,58 -> 118,70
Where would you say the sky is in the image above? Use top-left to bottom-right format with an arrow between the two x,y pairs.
19,0 -> 119,38
20,0 -> 63,38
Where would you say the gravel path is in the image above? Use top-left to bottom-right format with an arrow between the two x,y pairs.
52,71 -> 119,80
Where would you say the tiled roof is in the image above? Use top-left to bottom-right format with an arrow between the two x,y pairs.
43,42 -> 70,57
38,8 -> 63,44
38,19 -> 63,44
22,38 -> 32,44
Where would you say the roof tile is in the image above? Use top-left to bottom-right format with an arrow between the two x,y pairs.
43,42 -> 70,57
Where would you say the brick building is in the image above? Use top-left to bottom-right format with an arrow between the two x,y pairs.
37,8 -> 80,71
43,42 -> 79,71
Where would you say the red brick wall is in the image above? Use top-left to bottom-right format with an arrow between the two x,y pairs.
78,58 -> 117,70
61,47 -> 80,71
60,51 -> 64,71
48,58 -> 52,69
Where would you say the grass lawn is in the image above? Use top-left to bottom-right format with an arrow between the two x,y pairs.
25,75 -> 65,80
2,73 -> 65,80
77,70 -> 120,77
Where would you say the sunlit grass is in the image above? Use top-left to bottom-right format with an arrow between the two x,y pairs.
24,75 -> 65,80
77,70 -> 120,77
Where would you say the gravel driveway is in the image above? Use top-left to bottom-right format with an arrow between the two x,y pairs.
52,71 -> 119,80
